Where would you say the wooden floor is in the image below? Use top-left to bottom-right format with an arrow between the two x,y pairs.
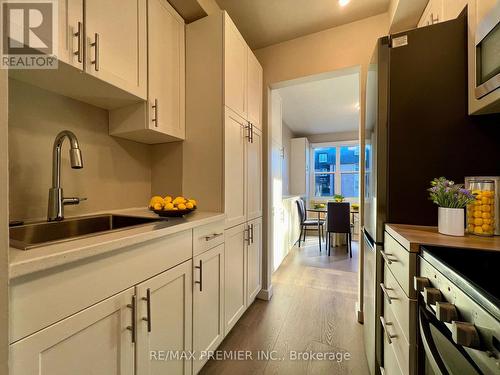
200,236 -> 369,375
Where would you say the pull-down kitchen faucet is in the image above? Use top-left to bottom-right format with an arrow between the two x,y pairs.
47,130 -> 86,221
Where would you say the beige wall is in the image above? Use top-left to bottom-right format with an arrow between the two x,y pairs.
281,121 -> 295,196
254,12 -> 389,295
151,142 -> 183,198
306,130 -> 359,144
8,80 -> 152,220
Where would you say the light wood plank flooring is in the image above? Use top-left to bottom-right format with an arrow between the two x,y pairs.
200,236 -> 369,375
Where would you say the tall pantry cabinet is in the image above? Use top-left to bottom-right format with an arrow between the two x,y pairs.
184,11 -> 263,335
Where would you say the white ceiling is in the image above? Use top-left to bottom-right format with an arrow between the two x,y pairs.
215,0 -> 391,49
276,71 -> 360,136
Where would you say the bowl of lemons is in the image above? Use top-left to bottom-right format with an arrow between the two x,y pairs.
149,195 -> 197,217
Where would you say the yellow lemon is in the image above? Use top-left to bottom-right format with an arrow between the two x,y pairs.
473,210 -> 482,218
474,226 -> 483,234
188,199 -> 197,206
165,202 -> 175,210
164,195 -> 173,204
467,224 -> 475,233
149,196 -> 164,207
482,224 -> 491,232
186,202 -> 194,209
482,205 -> 491,212
482,212 -> 491,219
481,197 -> 490,204
153,202 -> 163,210
474,199 -> 482,206
172,207 -> 179,210
474,218 -> 483,226
177,203 -> 187,210
173,196 -> 186,205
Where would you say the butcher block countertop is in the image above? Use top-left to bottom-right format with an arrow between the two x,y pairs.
385,224 -> 500,253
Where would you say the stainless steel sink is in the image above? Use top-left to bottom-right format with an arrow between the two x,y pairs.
10,214 -> 167,250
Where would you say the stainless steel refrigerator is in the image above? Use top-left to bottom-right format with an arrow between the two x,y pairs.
362,10 -> 500,374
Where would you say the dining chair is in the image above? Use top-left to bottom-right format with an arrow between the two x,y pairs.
325,202 -> 352,257
296,199 -> 325,251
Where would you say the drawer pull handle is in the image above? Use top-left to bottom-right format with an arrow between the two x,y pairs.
380,316 -> 397,344
380,283 -> 396,304
380,250 -> 396,265
204,232 -> 223,241
126,295 -> 136,343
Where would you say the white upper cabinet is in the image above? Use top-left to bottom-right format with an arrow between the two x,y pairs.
58,0 -> 84,70
224,108 -> 247,229
10,288 -> 135,375
135,261 -> 193,375
418,0 -> 468,27
147,0 -> 185,139
109,0 -> 186,144
224,15 -> 248,119
247,126 -> 263,220
85,0 -> 147,99
247,51 -> 263,130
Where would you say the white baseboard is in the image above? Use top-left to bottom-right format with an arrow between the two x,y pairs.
257,285 -> 273,301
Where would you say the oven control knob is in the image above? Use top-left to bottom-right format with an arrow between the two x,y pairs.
424,287 -> 442,305
436,302 -> 458,323
414,277 -> 431,292
452,321 -> 480,349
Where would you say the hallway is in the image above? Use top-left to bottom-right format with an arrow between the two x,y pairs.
200,237 -> 369,375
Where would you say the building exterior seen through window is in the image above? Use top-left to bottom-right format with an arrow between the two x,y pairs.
313,144 -> 361,198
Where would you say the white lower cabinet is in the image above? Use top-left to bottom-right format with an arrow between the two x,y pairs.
224,223 -> 247,334
193,245 -> 225,374
247,217 -> 262,304
10,288 -> 136,375
136,260 -> 193,375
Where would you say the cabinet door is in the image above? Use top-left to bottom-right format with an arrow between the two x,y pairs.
247,50 -> 263,130
225,108 -> 247,229
247,217 -> 262,304
224,13 -> 247,119
85,0 -> 147,99
224,224 -> 247,334
148,0 -> 185,139
136,261 -> 193,375
10,288 -> 135,375
247,126 -> 263,220
193,245 -> 224,374
58,0 -> 84,70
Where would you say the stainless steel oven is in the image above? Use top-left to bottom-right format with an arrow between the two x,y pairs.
416,247 -> 500,375
475,2 -> 500,99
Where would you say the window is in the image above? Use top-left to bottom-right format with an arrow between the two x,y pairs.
312,143 -> 360,199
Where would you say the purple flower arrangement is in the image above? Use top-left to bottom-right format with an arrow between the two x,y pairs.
428,177 -> 475,209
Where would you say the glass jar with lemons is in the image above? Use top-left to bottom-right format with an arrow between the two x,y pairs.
467,179 -> 495,236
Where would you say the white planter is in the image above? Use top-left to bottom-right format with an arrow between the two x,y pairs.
438,207 -> 464,236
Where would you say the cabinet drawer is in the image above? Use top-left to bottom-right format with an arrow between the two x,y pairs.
381,336 -> 404,375
382,302 -> 416,375
383,232 -> 417,299
382,264 -> 417,345
193,220 -> 225,256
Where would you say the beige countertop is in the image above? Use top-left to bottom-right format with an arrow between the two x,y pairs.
9,208 -> 225,279
386,224 -> 500,253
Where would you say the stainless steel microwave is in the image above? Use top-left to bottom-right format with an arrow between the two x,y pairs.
475,3 -> 500,99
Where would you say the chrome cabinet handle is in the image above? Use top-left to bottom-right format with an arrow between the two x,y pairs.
90,33 -> 99,71
141,288 -> 152,333
380,316 -> 397,344
245,122 -> 252,142
152,99 -> 158,127
245,225 -> 251,245
250,123 -> 254,143
73,21 -> 83,63
195,260 -> 203,292
380,283 -> 396,304
380,250 -> 396,265
126,295 -> 136,343
250,224 -> 254,244
204,232 -> 223,241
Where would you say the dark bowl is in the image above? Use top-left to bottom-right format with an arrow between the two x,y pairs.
153,207 -> 196,217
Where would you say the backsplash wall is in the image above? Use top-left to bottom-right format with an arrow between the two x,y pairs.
8,80 -> 152,220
